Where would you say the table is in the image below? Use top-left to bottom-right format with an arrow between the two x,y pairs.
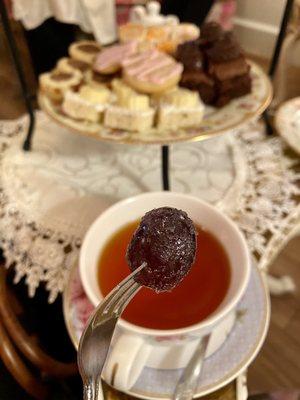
0,111 -> 299,302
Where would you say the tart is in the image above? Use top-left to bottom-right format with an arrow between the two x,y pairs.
69,40 -> 101,65
39,70 -> 82,102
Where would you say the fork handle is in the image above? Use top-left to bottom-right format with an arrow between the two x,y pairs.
83,382 -> 104,400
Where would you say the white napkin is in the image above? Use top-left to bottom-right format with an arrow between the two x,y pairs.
12,0 -> 117,44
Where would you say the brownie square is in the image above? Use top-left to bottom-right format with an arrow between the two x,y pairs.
180,70 -> 215,104
199,22 -> 224,49
215,73 -> 252,107
208,57 -> 250,81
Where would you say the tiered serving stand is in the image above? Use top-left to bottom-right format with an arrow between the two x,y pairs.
39,61 -> 272,190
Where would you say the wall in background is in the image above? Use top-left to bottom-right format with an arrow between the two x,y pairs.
233,0 -> 285,59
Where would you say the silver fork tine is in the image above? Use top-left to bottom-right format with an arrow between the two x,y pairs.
94,262 -> 146,318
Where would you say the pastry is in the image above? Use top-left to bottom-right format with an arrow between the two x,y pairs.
180,70 -> 215,104
56,57 -> 90,75
215,74 -> 252,107
199,22 -> 223,48
173,23 -> 200,43
69,40 -> 101,65
39,70 -> 82,102
206,32 -> 250,81
84,69 -> 117,90
126,207 -> 196,292
205,31 -> 251,105
93,41 -> 138,75
119,23 -> 147,43
62,84 -> 111,122
156,87 -> 204,129
176,40 -> 215,104
104,83 -> 155,131
122,50 -> 183,94
119,21 -> 199,55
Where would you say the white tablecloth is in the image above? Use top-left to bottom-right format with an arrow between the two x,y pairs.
0,112 -> 299,302
12,0 -> 117,44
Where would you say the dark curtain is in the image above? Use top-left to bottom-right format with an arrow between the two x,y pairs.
161,0 -> 215,26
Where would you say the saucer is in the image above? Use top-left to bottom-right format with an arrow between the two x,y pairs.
275,97 -> 300,154
63,264 -> 269,399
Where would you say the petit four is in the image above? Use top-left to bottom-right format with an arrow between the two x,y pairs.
62,84 -> 111,122
156,87 -> 204,129
104,80 -> 155,131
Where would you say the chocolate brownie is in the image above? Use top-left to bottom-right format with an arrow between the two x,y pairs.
176,40 -> 204,71
215,74 -> 251,107
208,57 -> 250,81
180,70 -> 215,104
200,22 -> 224,47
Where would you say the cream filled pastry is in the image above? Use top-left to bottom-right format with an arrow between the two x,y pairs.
122,49 -> 183,94
104,80 -> 155,131
156,87 -> 204,129
69,40 -> 102,65
39,70 -> 82,102
93,42 -> 138,75
62,84 -> 111,122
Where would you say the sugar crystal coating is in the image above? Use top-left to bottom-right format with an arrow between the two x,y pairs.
126,207 -> 197,292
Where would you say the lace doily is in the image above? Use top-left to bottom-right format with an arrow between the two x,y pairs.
0,112 -> 299,302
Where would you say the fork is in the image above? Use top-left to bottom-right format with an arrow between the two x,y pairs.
78,263 -> 146,400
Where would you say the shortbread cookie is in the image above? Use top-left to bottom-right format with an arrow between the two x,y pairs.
156,87 -> 204,129
122,50 -> 183,94
62,85 -> 111,122
69,40 -> 101,65
56,57 -> 90,75
93,41 -> 138,75
104,89 -> 154,131
39,70 -> 82,102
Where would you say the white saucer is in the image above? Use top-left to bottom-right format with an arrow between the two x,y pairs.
275,97 -> 300,154
63,264 -> 270,399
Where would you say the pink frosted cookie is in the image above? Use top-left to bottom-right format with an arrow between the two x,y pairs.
122,50 -> 183,94
93,41 -> 138,75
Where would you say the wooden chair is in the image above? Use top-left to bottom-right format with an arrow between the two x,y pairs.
0,267 -> 78,399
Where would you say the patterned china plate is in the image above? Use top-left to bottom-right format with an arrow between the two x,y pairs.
40,61 -> 272,145
275,97 -> 300,154
63,264 -> 270,399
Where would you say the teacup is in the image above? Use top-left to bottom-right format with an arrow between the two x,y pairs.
80,192 -> 251,391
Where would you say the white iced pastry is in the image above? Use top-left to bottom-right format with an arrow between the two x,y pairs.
156,87 -> 204,129
62,84 -> 111,123
104,80 -> 155,131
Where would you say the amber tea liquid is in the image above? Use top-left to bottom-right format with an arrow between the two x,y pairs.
98,221 -> 230,330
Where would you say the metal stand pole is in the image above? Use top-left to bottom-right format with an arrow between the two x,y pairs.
161,145 -> 170,191
0,0 -> 35,150
264,0 -> 294,134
